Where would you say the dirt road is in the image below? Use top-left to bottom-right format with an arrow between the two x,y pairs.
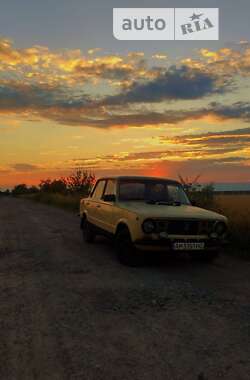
0,197 -> 249,380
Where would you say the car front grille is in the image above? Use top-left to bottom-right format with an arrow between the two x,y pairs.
155,219 -> 214,235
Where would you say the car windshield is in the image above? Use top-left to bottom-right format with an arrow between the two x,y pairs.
118,179 -> 190,205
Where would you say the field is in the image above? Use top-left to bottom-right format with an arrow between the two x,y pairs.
213,194 -> 250,258
214,194 -> 250,220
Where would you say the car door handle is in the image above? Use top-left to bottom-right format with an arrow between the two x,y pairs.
96,205 -> 101,208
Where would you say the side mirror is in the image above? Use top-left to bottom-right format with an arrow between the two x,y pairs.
103,194 -> 116,202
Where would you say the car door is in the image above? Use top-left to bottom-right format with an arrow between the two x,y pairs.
100,179 -> 117,234
87,179 -> 106,228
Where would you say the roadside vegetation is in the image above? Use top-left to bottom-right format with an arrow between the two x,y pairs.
2,171 -> 249,259
8,169 -> 95,212
179,175 -> 250,260
213,194 -> 250,259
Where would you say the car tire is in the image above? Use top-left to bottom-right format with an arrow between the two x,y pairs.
115,227 -> 143,267
82,218 -> 95,243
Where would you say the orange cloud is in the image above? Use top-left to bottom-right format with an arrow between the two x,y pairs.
152,53 -> 168,60
183,46 -> 250,77
0,37 -> 154,89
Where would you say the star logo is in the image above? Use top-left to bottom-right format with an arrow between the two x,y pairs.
189,13 -> 203,21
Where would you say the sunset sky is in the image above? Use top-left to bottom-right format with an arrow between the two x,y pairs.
1,0 -> 250,188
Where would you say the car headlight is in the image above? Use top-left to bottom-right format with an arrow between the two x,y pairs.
214,221 -> 227,236
142,219 -> 156,234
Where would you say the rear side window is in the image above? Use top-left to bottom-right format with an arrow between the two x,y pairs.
92,180 -> 106,199
104,180 -> 116,197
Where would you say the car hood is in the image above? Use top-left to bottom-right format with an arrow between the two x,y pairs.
118,201 -> 226,221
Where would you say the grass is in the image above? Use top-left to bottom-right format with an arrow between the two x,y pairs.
22,192 -> 82,213
213,194 -> 250,259
20,191 -> 250,260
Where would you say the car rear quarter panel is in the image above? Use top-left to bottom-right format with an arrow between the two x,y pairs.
80,198 -> 90,217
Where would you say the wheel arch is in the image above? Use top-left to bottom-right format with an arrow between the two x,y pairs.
115,221 -> 130,236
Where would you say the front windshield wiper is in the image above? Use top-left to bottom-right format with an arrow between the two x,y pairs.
146,200 -> 181,206
146,199 -> 157,204
158,201 -> 181,206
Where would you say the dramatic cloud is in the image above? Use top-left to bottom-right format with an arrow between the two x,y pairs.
102,66 -> 228,105
10,163 -> 41,172
2,37 -> 250,185
165,127 -> 250,148
1,37 -> 250,130
0,82 -> 91,111
72,149 -> 248,169
67,149 -> 250,185
0,37 -> 154,89
1,77 -> 250,128
182,46 -> 250,77
63,124 -> 250,182
0,61 -> 250,130
37,102 -> 250,128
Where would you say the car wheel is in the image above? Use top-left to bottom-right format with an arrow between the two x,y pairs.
115,227 -> 143,267
82,219 -> 95,243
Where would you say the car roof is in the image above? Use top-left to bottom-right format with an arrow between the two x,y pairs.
96,175 -> 181,186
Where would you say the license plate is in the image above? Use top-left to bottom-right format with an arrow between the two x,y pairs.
173,241 -> 205,251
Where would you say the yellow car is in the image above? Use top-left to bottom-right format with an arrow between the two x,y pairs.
80,176 -> 228,265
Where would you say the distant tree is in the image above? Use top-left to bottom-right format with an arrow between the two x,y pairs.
178,173 -> 201,193
29,186 -> 39,194
200,183 -> 214,205
38,179 -> 52,192
12,170 -> 96,198
178,173 -> 214,208
39,179 -> 67,193
12,184 -> 29,196
62,169 -> 95,195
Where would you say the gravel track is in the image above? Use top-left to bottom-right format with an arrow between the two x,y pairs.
0,197 -> 249,380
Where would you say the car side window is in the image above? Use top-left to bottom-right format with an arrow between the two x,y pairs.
119,182 -> 145,200
103,180 -> 116,197
92,180 -> 106,200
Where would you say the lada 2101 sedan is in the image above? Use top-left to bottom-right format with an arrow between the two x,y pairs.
80,176 -> 228,266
